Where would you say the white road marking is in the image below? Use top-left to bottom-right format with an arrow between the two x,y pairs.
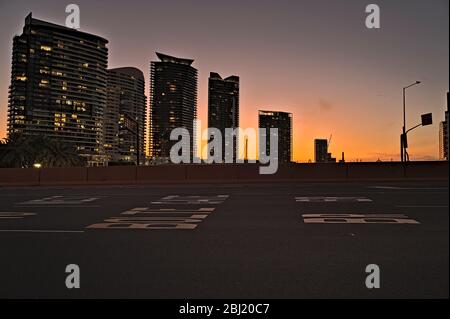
87,223 -> 197,230
152,195 -> 229,205
0,230 -> 85,233
396,205 -> 448,208
88,195 -> 228,230
15,205 -> 101,208
87,207 -> 218,230
295,196 -> 372,203
0,212 -> 36,219
18,196 -> 102,206
369,186 -> 448,190
302,213 -> 419,224
121,208 -> 215,215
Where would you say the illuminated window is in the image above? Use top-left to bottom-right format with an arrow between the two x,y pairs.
39,79 -> 49,87
40,45 -> 52,51
16,76 -> 27,81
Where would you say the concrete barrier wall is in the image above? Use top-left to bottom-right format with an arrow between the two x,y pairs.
347,163 -> 405,180
87,166 -> 137,184
0,168 -> 39,186
291,163 -> 347,180
137,165 -> 186,182
186,164 -> 238,181
0,162 -> 448,186
405,161 -> 449,180
40,167 -> 88,185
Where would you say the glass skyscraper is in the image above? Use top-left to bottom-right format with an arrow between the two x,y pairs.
7,13 -> 108,166
150,52 -> 198,160
258,110 -> 293,163
105,67 -> 146,165
208,72 -> 239,162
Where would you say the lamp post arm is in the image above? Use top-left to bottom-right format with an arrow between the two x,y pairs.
406,123 -> 422,135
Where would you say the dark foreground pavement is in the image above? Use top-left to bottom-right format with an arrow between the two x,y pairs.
0,180 -> 448,298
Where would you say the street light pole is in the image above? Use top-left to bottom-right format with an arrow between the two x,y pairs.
125,115 -> 140,166
401,81 -> 421,162
136,120 -> 140,166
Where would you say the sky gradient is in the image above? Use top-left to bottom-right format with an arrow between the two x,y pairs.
0,0 -> 448,162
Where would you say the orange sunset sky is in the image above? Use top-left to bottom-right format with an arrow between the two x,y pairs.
0,0 -> 448,162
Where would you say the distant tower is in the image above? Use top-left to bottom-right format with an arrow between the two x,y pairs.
150,52 -> 198,160
314,138 -> 336,163
439,92 -> 449,160
314,139 -> 328,163
208,72 -> 239,162
258,110 -> 293,163
244,137 -> 248,162
339,152 -> 345,163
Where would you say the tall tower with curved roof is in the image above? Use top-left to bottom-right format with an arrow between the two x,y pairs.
150,52 -> 198,160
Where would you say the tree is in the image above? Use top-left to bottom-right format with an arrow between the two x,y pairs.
0,134 -> 87,168
0,134 -> 36,168
36,136 -> 87,167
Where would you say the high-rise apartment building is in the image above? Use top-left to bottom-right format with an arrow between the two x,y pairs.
150,52 -> 198,160
258,110 -> 292,163
105,67 -> 146,164
314,139 -> 329,163
439,92 -> 449,160
208,72 -> 239,161
7,13 -> 108,166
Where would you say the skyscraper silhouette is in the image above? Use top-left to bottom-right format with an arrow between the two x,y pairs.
439,92 -> 449,160
208,73 -> 239,162
314,139 -> 328,163
258,110 -> 292,163
314,139 -> 336,163
7,13 -> 108,166
105,67 -> 146,164
150,53 -> 198,160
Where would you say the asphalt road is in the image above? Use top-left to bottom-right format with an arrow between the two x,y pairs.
0,180 -> 448,298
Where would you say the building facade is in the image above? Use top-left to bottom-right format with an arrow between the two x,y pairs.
150,52 -> 198,160
105,67 -> 146,165
439,92 -> 449,160
258,110 -> 292,163
314,139 -> 328,163
208,72 -> 239,162
7,13 -> 108,166
314,139 -> 336,163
